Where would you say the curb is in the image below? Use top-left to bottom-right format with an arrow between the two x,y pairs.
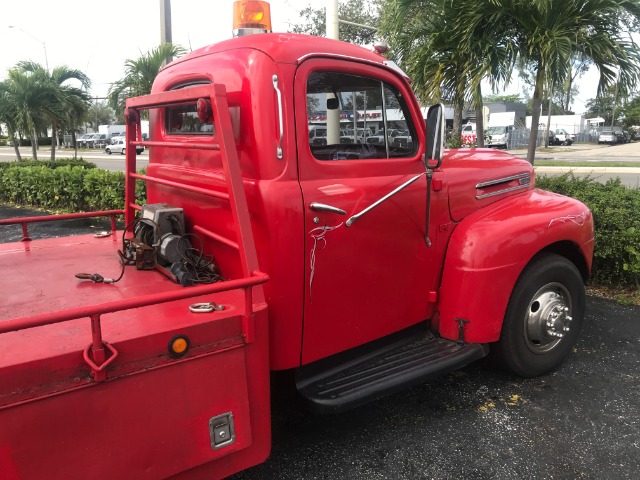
535,166 -> 640,174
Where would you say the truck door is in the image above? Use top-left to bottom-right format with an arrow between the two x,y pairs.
295,59 -> 441,364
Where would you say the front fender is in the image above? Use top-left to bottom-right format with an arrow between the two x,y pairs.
437,189 -> 594,343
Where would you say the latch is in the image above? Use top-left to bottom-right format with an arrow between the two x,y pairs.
455,318 -> 470,345
209,412 -> 236,449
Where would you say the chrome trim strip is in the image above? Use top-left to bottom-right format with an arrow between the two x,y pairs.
476,184 -> 529,200
476,172 -> 530,189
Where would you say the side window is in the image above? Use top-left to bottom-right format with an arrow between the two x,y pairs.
306,71 -> 417,160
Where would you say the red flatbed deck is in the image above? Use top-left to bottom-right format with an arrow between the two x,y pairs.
0,232 -> 258,404
0,233 -> 189,320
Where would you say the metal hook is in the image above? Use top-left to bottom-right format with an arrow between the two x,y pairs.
189,302 -> 225,313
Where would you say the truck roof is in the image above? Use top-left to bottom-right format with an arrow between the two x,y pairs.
165,33 -> 388,70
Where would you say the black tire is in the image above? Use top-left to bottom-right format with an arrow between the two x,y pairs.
121,148 -> 125,155
106,149 -> 112,155
493,253 -> 585,377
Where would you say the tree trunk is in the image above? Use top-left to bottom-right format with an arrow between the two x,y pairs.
475,84 -> 484,148
11,135 -> 22,161
452,96 -> 463,140
50,125 -> 57,161
30,129 -> 38,161
72,131 -> 78,159
545,92 -> 552,147
527,66 -> 545,165
564,63 -> 572,114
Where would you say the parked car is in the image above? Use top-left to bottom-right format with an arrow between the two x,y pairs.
598,130 -> 617,145
76,133 -> 93,148
614,131 -> 626,144
308,126 -> 327,145
86,133 -> 110,148
392,129 -> 415,149
553,129 -> 575,146
105,138 -> 144,155
366,129 -> 399,146
340,128 -> 371,144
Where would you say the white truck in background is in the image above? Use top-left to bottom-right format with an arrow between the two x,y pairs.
486,112 -> 516,149
99,122 -> 150,142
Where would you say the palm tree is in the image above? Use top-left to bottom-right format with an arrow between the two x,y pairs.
17,61 -> 91,160
0,69 -> 61,160
381,1 -> 467,138
456,0 -> 640,164
108,43 -> 186,118
0,84 -> 23,160
380,0 -> 513,145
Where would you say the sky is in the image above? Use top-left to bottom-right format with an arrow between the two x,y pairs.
0,0 -> 603,114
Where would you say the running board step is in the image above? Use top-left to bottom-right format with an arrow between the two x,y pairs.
296,325 -> 488,414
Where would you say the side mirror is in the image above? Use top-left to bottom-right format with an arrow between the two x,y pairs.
425,103 -> 445,169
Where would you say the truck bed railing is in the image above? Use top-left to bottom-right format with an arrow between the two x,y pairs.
123,83 -> 261,286
0,210 -> 123,242
0,270 -> 268,382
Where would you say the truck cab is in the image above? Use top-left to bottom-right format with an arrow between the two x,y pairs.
0,27 -> 594,480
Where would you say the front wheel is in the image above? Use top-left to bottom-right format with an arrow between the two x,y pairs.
493,253 -> 585,377
106,148 -> 112,155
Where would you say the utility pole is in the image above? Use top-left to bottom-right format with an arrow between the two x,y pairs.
326,0 -> 339,40
160,0 -> 173,64
325,0 -> 341,145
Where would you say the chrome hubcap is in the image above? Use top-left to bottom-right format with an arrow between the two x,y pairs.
524,282 -> 572,353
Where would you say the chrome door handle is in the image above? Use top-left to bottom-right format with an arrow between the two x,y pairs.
310,202 -> 347,215
272,75 -> 283,159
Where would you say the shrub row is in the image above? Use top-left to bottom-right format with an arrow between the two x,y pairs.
536,173 -> 640,288
0,158 -> 97,170
0,159 -> 146,212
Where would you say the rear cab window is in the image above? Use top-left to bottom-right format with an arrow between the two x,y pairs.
166,104 -> 215,135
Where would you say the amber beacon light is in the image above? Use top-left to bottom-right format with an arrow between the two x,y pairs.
233,1 -> 272,37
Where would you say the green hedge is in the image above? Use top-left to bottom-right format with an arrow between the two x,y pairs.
0,159 -> 146,212
537,173 -> 640,288
0,158 -> 97,170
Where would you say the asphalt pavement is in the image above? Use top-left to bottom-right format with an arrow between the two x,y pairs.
230,295 -> 640,480
1,206 -> 638,480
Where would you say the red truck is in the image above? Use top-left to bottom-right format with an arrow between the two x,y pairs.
0,5 -> 594,479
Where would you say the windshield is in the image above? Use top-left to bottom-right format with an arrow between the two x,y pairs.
487,126 -> 506,135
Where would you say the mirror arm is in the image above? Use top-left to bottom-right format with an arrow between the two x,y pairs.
346,171 -> 427,227
424,163 -> 433,247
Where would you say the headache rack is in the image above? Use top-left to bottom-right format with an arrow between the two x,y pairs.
0,83 -> 268,382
